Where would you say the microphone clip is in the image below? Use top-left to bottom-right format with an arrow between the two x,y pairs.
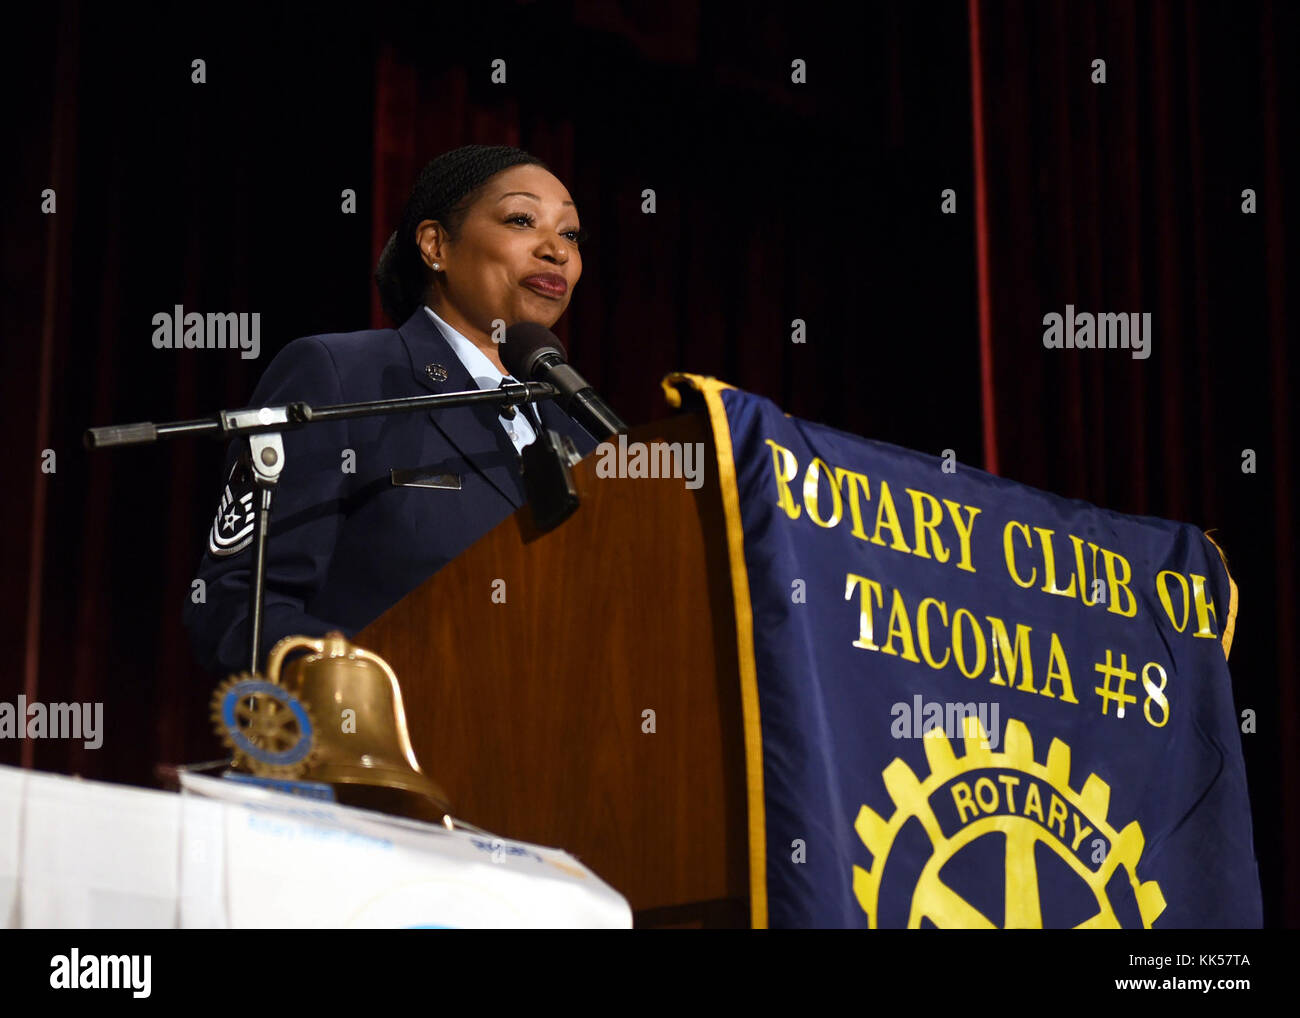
497,378 -> 520,420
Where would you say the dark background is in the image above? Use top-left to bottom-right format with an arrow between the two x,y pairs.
1,0 -> 1294,925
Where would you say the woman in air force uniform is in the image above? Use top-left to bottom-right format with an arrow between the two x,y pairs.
184,144 -> 597,676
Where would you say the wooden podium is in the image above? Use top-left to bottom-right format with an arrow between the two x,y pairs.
357,411 -> 751,927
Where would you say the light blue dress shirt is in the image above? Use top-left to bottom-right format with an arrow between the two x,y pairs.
423,305 -> 539,455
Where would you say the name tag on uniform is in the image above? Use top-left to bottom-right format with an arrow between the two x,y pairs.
390,468 -> 462,490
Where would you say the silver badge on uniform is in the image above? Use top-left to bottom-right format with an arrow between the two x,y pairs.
208,458 -> 256,557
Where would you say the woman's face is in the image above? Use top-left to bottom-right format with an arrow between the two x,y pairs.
419,164 -> 583,335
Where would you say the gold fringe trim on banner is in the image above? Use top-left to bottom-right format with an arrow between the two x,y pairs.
1203,529 -> 1239,660
661,372 -> 768,930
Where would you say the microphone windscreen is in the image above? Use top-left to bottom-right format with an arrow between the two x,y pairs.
502,322 -> 567,381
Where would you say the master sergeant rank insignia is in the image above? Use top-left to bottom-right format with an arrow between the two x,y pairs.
208,458 -> 256,557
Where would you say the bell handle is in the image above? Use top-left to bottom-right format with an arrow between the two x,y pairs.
265,634 -> 328,684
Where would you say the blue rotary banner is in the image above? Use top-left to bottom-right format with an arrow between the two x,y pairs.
664,374 -> 1262,929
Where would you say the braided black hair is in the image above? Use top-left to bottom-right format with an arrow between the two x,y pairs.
374,144 -> 551,323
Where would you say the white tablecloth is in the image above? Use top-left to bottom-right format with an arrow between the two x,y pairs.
0,764 -> 631,928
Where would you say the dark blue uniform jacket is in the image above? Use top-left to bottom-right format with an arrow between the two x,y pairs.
183,307 -> 597,676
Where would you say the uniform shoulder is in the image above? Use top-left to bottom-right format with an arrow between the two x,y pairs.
273,325 -> 407,376
281,324 -> 402,366
249,324 -> 406,404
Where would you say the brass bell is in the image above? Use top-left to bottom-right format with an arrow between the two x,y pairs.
263,631 -> 453,824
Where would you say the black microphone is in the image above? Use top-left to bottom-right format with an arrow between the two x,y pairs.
500,322 -> 627,440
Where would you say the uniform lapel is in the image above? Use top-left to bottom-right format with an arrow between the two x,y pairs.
397,308 -> 526,509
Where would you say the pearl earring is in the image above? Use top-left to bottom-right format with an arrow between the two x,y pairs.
432,262 -> 441,271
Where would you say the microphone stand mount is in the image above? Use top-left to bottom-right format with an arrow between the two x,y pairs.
86,382 -> 561,675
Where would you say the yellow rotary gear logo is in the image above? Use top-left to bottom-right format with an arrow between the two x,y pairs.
209,674 -> 320,780
852,716 -> 1166,928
